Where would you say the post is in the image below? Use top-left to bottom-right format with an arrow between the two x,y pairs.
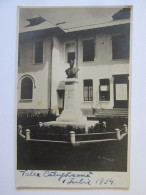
39,122 -> 43,127
18,125 -> 22,134
25,129 -> 30,141
123,124 -> 128,133
102,121 -> 107,131
85,125 -> 88,133
70,131 -> 75,145
115,128 -> 121,140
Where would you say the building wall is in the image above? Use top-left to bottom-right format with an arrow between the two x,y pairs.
17,37 -> 52,113
18,30 -> 130,115
51,35 -> 69,114
78,33 -> 129,111
54,32 -> 130,115
79,63 -> 129,111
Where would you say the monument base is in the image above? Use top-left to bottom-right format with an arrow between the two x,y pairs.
43,120 -> 99,133
56,109 -> 86,123
56,78 -> 86,123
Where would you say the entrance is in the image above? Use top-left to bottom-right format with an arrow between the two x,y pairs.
113,75 -> 129,108
57,90 -> 65,114
57,81 -> 65,114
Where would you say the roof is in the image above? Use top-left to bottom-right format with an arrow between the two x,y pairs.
19,7 -> 131,34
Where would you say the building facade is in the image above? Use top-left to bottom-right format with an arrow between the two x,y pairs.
17,8 -> 131,117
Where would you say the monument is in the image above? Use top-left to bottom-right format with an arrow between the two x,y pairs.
43,60 -> 98,132
56,60 -> 86,123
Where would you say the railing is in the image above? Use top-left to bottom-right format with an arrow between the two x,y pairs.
18,123 -> 128,146
115,124 -> 128,140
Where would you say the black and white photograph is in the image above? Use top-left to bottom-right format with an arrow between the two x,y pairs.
16,6 -> 132,188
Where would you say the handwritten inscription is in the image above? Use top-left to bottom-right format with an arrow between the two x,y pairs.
96,178 -> 115,186
19,170 -> 40,177
19,170 -> 115,186
43,171 -> 92,185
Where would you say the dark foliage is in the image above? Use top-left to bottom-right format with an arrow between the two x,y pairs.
88,117 -> 128,132
17,112 -> 57,126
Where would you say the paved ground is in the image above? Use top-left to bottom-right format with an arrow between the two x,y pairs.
17,135 -> 128,172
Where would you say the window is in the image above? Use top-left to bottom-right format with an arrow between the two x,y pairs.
99,79 -> 110,101
66,43 -> 76,63
26,16 -> 46,27
67,52 -> 75,63
35,40 -> 43,63
21,77 -> 33,100
112,35 -> 129,59
83,80 -> 93,101
83,39 -> 95,62
112,8 -> 130,20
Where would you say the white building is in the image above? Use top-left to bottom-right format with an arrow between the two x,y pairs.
17,7 -> 131,117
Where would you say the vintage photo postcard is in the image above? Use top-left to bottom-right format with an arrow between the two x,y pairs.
15,6 -> 132,188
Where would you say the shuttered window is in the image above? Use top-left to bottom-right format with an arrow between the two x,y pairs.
112,35 -> 129,60
35,40 -> 43,63
83,39 -> 95,62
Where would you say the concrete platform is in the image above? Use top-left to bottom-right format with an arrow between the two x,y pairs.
42,120 -> 99,133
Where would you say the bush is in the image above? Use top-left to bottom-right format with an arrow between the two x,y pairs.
17,112 -> 57,127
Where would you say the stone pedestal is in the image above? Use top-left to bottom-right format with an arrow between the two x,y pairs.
56,78 -> 86,123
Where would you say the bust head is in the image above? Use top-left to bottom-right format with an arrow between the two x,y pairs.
65,59 -> 79,78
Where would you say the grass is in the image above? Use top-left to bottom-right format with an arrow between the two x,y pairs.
17,117 -> 128,172
17,135 -> 128,172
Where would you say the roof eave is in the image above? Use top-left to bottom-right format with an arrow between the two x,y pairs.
63,19 -> 130,33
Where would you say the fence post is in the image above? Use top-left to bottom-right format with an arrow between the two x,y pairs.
102,121 -> 107,131
70,131 -> 75,145
39,122 -> 43,127
123,124 -> 128,133
25,129 -> 30,141
18,125 -> 22,134
115,128 -> 121,140
85,125 -> 88,133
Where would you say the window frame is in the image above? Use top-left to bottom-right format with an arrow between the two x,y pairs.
83,79 -> 93,102
34,39 -> 44,64
20,76 -> 34,101
82,38 -> 95,62
99,79 -> 110,102
112,34 -> 130,60
65,42 -> 76,63
67,52 -> 75,63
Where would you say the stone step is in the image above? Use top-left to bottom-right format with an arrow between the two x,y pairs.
95,113 -> 128,116
94,109 -> 128,117
96,112 -> 128,114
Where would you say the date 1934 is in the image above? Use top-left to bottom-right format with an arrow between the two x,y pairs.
96,178 -> 115,186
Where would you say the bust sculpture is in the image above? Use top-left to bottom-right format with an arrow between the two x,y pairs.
65,60 -> 79,78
